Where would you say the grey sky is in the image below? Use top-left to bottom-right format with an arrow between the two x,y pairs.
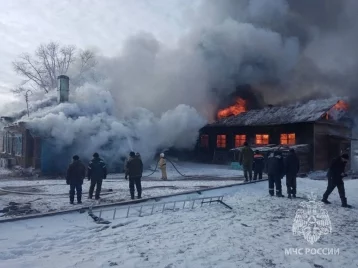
0,0 -> 191,105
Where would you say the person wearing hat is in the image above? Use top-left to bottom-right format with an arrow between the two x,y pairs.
125,151 -> 143,199
285,148 -> 300,198
66,155 -> 86,204
322,153 -> 352,208
159,153 -> 167,180
87,152 -> 107,200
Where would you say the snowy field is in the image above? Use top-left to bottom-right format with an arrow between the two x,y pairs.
1,177 -> 358,268
0,162 -> 246,217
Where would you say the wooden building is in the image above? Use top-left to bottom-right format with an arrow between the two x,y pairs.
0,122 -> 42,170
197,98 -> 353,173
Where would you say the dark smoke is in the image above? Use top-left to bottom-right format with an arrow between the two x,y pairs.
215,85 -> 265,112
192,0 -> 358,108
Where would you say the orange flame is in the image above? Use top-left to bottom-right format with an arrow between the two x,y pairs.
333,100 -> 349,111
217,98 -> 247,119
325,100 -> 349,120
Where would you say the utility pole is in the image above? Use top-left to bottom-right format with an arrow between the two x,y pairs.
24,90 -> 32,117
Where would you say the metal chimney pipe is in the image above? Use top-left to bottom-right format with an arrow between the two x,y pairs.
57,75 -> 70,103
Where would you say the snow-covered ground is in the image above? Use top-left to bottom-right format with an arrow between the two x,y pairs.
0,162 -> 246,217
1,177 -> 358,268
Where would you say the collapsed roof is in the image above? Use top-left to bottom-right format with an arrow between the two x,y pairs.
209,97 -> 349,127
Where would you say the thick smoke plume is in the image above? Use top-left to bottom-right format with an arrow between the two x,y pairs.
3,0 -> 358,171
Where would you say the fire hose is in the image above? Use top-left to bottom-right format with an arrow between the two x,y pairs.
142,157 -> 191,178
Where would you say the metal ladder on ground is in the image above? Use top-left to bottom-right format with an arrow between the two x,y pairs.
89,195 -> 232,222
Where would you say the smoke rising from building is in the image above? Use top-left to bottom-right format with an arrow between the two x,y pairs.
2,0 -> 358,170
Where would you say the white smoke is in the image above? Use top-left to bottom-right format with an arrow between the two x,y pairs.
21,84 -> 205,168
4,0 -> 358,171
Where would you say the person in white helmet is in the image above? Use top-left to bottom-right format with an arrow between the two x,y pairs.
159,153 -> 167,180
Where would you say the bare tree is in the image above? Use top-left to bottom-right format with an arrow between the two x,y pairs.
12,41 -> 96,94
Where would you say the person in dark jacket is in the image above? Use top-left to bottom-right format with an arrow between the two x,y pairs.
124,154 -> 135,180
66,155 -> 86,204
126,151 -> 143,199
239,142 -> 254,182
267,150 -> 285,197
285,148 -> 300,198
253,150 -> 265,180
87,153 -> 107,200
322,153 -> 352,208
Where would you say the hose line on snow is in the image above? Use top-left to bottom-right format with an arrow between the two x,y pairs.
142,158 -> 191,178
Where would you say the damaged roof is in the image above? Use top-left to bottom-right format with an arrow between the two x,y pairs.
209,97 -> 347,127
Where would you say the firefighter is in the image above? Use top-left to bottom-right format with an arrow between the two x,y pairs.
322,153 -> 352,208
253,150 -> 264,180
239,142 -> 254,182
285,148 -> 300,198
267,150 -> 285,197
126,151 -> 144,199
87,153 -> 107,200
66,155 -> 86,204
159,153 -> 168,180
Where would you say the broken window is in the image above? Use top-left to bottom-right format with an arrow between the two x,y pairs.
216,135 -> 227,148
256,134 -> 269,145
235,135 -> 246,147
280,133 -> 296,145
200,135 -> 209,148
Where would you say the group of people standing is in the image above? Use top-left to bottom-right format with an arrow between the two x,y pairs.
239,142 -> 352,208
239,142 -> 300,198
65,151 -> 169,204
66,153 -> 107,204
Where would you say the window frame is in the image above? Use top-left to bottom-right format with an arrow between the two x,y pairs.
200,134 -> 209,148
234,134 -> 246,147
14,133 -> 23,157
280,133 -> 296,145
255,134 -> 269,145
216,134 -> 227,148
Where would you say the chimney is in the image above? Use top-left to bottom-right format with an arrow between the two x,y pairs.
57,75 -> 70,103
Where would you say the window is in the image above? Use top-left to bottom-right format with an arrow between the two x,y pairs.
256,134 -> 269,145
14,134 -> 23,156
200,135 -> 209,148
0,132 -> 4,153
281,133 -> 296,145
216,135 -> 227,148
6,132 -> 12,154
235,135 -> 246,147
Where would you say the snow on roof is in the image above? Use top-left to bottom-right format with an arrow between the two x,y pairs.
209,97 -> 346,127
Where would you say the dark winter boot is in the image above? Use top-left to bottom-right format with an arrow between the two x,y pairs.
321,199 -> 331,204
70,200 -> 74,204
292,194 -> 296,198
276,190 -> 284,197
288,194 -> 292,199
341,198 -> 352,208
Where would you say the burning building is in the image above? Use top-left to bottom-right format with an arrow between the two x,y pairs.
198,98 -> 353,173
0,75 -> 76,174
